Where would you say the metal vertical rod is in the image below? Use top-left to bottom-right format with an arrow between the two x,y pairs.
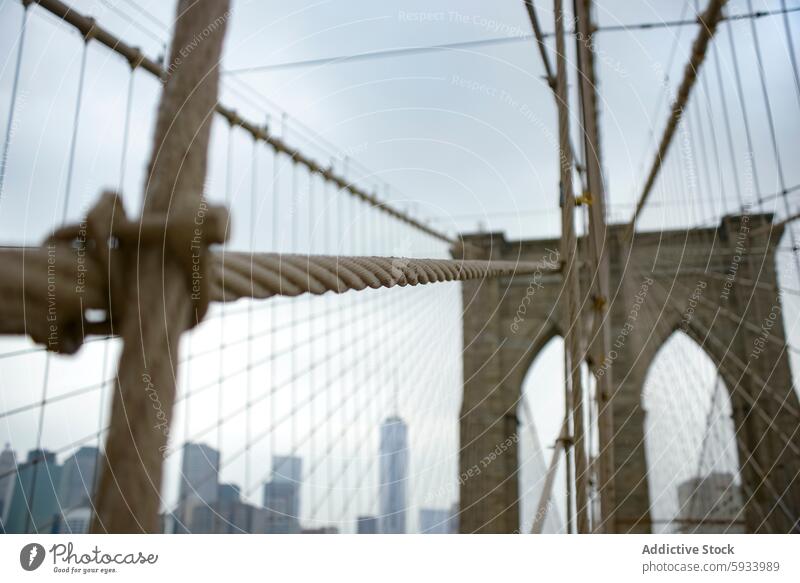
553,0 -> 590,533
573,0 -> 616,533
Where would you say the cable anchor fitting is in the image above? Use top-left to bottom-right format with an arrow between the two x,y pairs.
575,191 -> 593,206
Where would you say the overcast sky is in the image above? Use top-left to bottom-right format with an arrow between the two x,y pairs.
0,0 -> 798,533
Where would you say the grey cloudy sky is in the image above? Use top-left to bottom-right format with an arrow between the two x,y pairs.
0,0 -> 798,533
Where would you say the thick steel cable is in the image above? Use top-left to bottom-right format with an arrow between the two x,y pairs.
209,252 -> 550,302
626,0 -> 728,240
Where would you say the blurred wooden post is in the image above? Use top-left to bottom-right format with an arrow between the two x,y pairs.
553,0 -> 590,533
573,0 -> 616,533
90,0 -> 230,533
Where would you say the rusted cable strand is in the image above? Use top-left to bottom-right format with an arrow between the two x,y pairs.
0,242 -> 555,350
626,0 -> 728,240
26,0 -> 454,245
211,253 -> 552,301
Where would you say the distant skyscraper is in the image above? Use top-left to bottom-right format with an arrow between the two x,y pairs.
0,444 -> 17,530
357,515 -> 378,534
218,483 -> 241,503
272,455 -> 302,485
58,446 -> 99,509
419,508 -> 451,534
57,507 -> 92,534
262,455 -> 302,533
677,472 -> 745,533
5,449 -> 62,533
449,502 -> 459,534
263,481 -> 301,533
179,443 -> 220,506
175,443 -> 220,533
379,416 -> 408,534
187,482 -> 253,534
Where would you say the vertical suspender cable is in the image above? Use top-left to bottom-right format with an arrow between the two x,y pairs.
61,40 -> 89,222
27,32 -> 91,534
289,161 -> 298,500
779,0 -> 800,110
245,137 -> 258,494
217,121 -> 235,487
0,3 -> 29,201
710,39 -> 744,208
323,168 -> 334,526
744,0 -> 800,279
92,58 -> 138,531
306,167 -> 316,522
269,148 -> 280,512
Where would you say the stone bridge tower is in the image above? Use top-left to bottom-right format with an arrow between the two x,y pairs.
455,213 -> 800,533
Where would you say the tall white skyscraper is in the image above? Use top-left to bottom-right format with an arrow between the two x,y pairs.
379,416 -> 408,534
